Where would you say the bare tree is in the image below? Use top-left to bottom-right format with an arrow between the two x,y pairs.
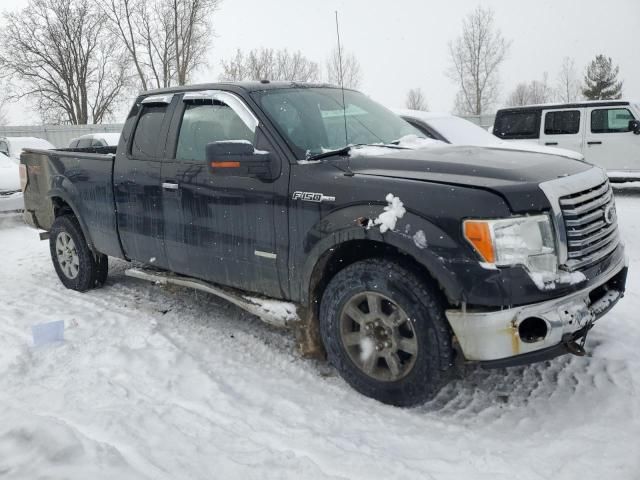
102,0 -> 219,90
219,48 -> 320,82
447,6 -> 510,115
0,96 -> 7,125
527,73 -> 553,104
405,88 -> 429,111
0,0 -> 128,124
556,57 -> 581,103
326,46 -> 362,89
506,74 -> 553,106
506,83 -> 530,106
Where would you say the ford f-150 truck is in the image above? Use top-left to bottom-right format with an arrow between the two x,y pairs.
20,82 -> 627,406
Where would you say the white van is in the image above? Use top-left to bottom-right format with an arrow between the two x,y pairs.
492,101 -> 640,181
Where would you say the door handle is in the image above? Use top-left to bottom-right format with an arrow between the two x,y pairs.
545,142 -> 558,146
162,182 -> 179,190
587,141 -> 602,145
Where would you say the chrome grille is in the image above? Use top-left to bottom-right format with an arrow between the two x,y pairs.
559,179 -> 619,271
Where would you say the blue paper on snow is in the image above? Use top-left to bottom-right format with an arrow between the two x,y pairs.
32,320 -> 65,346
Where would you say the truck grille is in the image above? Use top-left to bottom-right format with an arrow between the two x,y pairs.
559,179 -> 620,271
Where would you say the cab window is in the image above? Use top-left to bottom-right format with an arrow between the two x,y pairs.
175,102 -> 254,162
544,110 -> 580,135
591,108 -> 636,133
131,105 -> 168,158
494,111 -> 540,139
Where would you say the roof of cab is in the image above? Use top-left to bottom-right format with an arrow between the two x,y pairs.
139,81 -> 346,97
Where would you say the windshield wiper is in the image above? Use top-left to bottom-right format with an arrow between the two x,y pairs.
306,143 -> 411,162
306,145 -> 353,162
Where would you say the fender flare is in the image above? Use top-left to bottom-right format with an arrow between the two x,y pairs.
298,210 -> 465,306
48,188 -> 96,251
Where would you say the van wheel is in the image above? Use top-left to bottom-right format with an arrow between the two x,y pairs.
50,215 -> 108,292
319,259 -> 454,407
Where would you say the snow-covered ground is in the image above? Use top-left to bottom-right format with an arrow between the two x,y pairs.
1,187 -> 639,479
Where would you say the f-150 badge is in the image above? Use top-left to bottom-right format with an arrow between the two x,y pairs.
292,191 -> 336,203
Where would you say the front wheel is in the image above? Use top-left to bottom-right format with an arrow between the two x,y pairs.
319,259 -> 455,406
50,215 -> 108,292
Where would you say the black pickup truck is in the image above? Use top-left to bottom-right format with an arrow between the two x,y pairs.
21,82 -> 627,406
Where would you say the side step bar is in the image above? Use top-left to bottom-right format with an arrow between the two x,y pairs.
125,267 -> 299,328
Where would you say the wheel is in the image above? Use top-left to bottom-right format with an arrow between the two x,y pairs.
49,215 -> 108,291
319,259 -> 455,406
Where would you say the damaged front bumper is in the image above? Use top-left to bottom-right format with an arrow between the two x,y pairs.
445,256 -> 627,366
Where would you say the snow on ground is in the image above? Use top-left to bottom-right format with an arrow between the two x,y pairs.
1,187 -> 640,479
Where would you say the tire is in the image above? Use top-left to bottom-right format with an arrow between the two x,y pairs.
49,215 -> 108,292
319,259 -> 455,407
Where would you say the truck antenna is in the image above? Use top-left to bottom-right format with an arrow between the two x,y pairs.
335,11 -> 349,149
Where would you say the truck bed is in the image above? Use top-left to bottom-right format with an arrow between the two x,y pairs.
21,147 -> 123,258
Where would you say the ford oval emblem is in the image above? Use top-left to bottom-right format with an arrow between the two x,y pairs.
604,204 -> 617,225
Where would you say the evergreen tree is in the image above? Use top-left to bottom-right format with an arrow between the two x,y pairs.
582,55 -> 623,100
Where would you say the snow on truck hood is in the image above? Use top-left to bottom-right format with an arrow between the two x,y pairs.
0,153 -> 20,192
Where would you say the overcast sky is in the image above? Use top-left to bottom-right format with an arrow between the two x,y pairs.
2,0 -> 639,125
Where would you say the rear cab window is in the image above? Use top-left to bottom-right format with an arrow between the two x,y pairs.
591,108 -> 636,133
131,104 -> 170,158
493,110 -> 541,139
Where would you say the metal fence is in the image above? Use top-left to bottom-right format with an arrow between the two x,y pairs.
461,114 -> 496,129
0,124 -> 124,148
0,113 -> 496,148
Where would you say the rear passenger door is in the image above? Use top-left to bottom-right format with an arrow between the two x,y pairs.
540,109 -> 584,154
113,94 -> 176,267
584,106 -> 640,171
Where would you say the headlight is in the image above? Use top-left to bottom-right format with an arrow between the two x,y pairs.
463,214 -> 557,273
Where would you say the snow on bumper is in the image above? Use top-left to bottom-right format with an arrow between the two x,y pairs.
446,256 -> 627,362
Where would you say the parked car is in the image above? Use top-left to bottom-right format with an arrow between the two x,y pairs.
0,136 -> 55,161
0,152 -> 23,213
21,82 -> 627,406
68,133 -> 121,148
398,109 -> 585,160
492,100 -> 640,181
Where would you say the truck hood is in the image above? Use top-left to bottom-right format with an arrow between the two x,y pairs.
345,145 -> 593,213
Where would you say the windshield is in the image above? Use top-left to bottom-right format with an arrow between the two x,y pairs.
252,88 -> 423,158
426,116 -> 499,146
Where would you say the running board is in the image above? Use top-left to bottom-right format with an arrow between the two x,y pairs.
124,268 -> 299,328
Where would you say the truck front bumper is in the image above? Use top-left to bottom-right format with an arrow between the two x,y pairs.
445,256 -> 627,365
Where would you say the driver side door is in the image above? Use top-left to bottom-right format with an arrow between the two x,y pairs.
160,91 -> 289,297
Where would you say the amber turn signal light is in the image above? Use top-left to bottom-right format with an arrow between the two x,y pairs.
463,220 -> 495,263
210,161 -> 240,168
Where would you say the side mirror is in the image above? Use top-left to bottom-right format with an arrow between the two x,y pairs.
629,119 -> 640,135
206,141 -> 276,181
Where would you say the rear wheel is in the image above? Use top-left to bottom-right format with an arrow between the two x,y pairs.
319,259 -> 455,406
50,215 -> 108,291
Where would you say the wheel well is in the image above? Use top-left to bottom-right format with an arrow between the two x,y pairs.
308,240 -> 451,316
52,197 -> 74,218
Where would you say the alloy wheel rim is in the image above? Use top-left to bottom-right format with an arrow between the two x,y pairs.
339,291 -> 418,382
55,232 -> 80,279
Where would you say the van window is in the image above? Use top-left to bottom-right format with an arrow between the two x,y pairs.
494,111 -> 540,139
591,108 -> 636,133
544,110 -> 580,135
131,105 -> 168,158
176,103 -> 254,162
